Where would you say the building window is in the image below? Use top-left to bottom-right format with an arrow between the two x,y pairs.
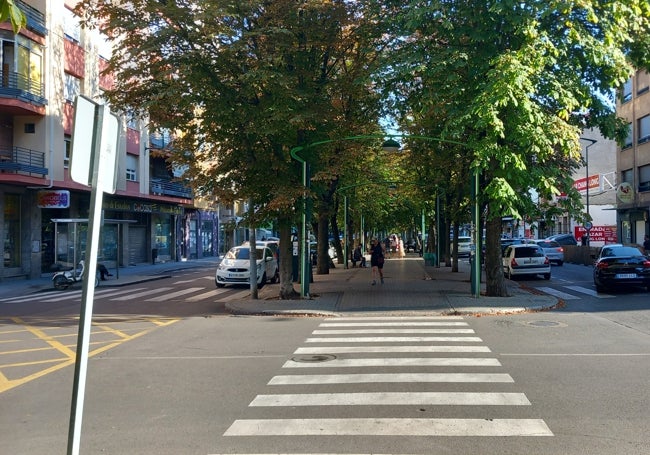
622,123 -> 633,149
639,165 -> 650,193
126,154 -> 138,181
622,168 -> 633,186
637,70 -> 649,95
639,115 -> 650,144
64,73 -> 80,102
63,7 -> 81,43
621,77 -> 632,102
64,136 -> 71,168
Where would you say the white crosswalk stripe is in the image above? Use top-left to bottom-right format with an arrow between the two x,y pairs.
306,336 -> 483,342
145,287 -> 205,301
268,372 -> 514,385
312,328 -> 475,334
535,286 -> 581,300
283,357 -> 501,368
223,316 -> 553,445
563,285 -> 615,298
535,285 -> 615,299
225,418 -> 553,437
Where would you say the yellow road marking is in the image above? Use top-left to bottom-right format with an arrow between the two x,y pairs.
0,317 -> 181,393
12,317 -> 76,358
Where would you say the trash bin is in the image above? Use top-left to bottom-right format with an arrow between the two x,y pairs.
423,252 -> 436,266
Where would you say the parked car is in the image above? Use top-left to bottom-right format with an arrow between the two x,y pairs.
242,240 -> 280,279
502,243 -> 551,280
534,239 -> 564,266
546,233 -> 578,246
593,244 -> 650,292
456,236 -> 473,257
215,245 -> 278,288
500,237 -> 533,254
405,239 -> 418,253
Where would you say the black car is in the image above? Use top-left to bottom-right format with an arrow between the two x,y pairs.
546,233 -> 578,246
593,244 -> 650,292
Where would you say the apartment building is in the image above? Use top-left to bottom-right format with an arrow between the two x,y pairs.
617,69 -> 650,244
0,0 -> 219,282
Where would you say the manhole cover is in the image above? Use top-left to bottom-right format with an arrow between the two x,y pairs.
526,320 -> 563,327
291,354 -> 337,363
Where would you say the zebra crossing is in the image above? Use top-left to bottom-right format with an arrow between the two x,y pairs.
0,276 -> 251,304
219,316 -> 552,454
534,285 -> 615,299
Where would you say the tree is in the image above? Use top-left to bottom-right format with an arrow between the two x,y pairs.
382,0 -> 650,296
76,0 -> 390,298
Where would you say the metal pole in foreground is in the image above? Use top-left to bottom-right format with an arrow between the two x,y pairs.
471,168 -> 481,298
344,195 -> 348,269
301,159 -> 309,298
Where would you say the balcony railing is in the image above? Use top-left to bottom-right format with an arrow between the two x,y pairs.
16,0 -> 47,36
150,177 -> 192,198
0,146 -> 47,176
0,70 -> 46,105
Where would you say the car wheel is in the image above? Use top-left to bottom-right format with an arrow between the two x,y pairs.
270,268 -> 279,284
594,281 -> 604,293
543,273 -> 550,280
216,282 -> 225,288
557,260 -> 563,266
258,273 -> 267,289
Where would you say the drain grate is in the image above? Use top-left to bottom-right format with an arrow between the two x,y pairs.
291,354 -> 337,363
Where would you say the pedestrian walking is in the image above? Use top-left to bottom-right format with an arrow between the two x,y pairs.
398,237 -> 406,258
369,238 -> 385,285
644,234 -> 650,255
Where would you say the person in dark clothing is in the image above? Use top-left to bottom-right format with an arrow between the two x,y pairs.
369,238 -> 385,285
352,245 -> 362,267
98,263 -> 113,280
644,235 -> 650,255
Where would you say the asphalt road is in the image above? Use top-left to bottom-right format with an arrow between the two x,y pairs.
0,265 -> 648,454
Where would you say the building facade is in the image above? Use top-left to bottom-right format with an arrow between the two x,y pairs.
616,69 -> 650,245
0,0 -> 218,282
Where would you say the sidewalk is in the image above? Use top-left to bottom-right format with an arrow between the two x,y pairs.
1,255 -> 559,317
226,255 -> 560,317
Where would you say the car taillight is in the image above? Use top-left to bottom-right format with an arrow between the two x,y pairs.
596,262 -> 609,270
643,260 -> 650,268
510,258 -> 518,267
544,257 -> 550,265
557,247 -> 564,252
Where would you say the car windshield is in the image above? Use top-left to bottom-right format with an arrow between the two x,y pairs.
226,247 -> 264,260
514,247 -> 544,258
536,241 -> 558,248
600,246 -> 643,257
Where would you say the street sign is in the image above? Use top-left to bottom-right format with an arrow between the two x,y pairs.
584,221 -> 593,231
70,95 -> 119,193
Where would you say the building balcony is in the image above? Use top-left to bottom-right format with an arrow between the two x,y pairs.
17,0 -> 47,36
0,146 -> 47,176
150,177 -> 192,199
0,70 -> 47,115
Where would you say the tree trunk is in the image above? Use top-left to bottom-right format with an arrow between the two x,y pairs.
485,215 -> 509,297
330,213 -> 344,265
278,218 -> 299,300
317,212 -> 330,274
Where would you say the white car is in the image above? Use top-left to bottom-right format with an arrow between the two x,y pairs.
502,243 -> 551,280
456,236 -> 473,257
215,245 -> 278,288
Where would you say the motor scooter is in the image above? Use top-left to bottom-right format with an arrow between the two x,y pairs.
52,259 -> 99,290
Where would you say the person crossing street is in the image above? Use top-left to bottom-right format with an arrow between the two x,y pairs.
369,238 -> 385,285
